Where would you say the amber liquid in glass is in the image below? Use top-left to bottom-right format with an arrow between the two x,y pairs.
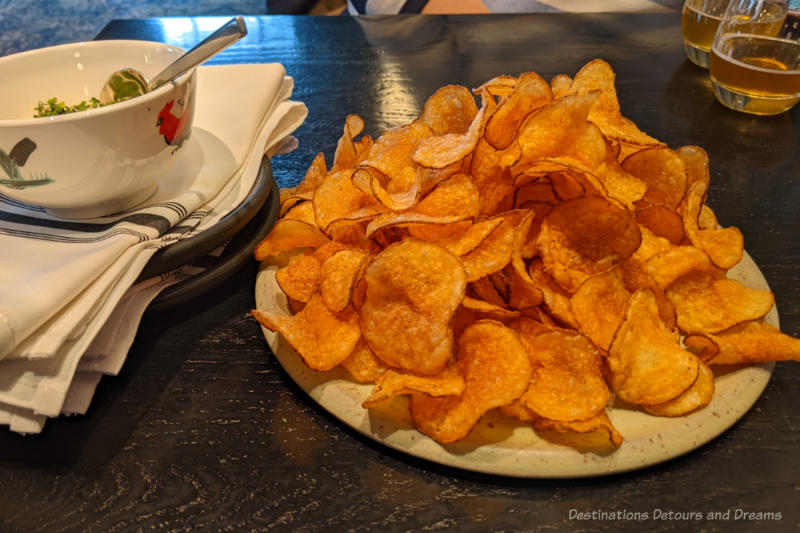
710,4 -> 799,115
682,0 -> 727,67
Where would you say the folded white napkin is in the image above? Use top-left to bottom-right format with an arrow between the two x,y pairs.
0,63 -> 307,433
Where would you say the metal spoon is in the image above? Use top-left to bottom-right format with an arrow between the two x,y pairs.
99,16 -> 248,104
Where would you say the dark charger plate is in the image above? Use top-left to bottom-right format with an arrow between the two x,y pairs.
138,156 -> 279,312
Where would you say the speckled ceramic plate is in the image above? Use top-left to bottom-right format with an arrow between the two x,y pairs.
254,252 -> 776,478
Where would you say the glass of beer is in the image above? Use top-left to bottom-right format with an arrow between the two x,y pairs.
682,0 -> 731,67
710,0 -> 800,115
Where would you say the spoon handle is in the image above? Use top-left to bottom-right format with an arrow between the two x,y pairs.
148,16 -> 247,91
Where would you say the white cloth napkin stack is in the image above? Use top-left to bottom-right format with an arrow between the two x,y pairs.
0,64 -> 307,434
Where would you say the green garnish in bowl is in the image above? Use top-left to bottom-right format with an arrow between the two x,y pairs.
33,97 -> 109,117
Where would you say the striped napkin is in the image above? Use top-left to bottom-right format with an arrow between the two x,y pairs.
0,63 -> 307,433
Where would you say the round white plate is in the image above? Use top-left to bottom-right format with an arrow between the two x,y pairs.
254,252 -> 776,478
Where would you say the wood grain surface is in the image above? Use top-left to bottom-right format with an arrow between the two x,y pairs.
0,14 -> 797,532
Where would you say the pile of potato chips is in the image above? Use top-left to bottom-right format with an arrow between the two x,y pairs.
252,59 -> 800,449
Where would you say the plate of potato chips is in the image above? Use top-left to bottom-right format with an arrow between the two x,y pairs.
251,59 -> 800,477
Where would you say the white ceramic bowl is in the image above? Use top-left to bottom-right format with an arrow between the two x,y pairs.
0,40 -> 197,218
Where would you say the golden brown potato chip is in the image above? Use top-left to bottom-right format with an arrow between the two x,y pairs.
473,75 -> 519,99
666,270 -> 774,334
643,361 -> 714,417
570,267 -> 629,351
683,181 -> 743,269
686,321 -> 800,365
567,58 -> 663,147
461,295 -> 521,320
413,106 -> 487,169
608,288 -> 699,405
363,367 -> 465,408
332,114 -> 366,172
528,259 -> 579,328
313,169 -> 383,232
408,217 -> 503,257
460,210 -> 530,282
537,196 -> 642,292
282,201 -> 317,225
280,152 -> 327,215
410,320 -> 532,443
254,219 -> 330,261
635,205 -> 685,245
421,85 -> 479,136
509,93 -> 603,174
622,146 -> 687,209
550,73 -> 573,99
484,72 -> 553,150
677,145 -> 710,199
340,339 -> 386,383
360,239 -> 466,375
642,245 -> 715,291
531,410 -> 623,448
252,293 -> 361,371
319,249 -> 369,313
276,252 -> 321,303
365,173 -> 480,237
520,329 -> 610,421
470,138 -> 516,215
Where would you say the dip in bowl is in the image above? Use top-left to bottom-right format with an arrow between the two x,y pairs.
0,40 -> 196,218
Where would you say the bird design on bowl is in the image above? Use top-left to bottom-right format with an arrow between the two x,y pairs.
0,138 -> 53,189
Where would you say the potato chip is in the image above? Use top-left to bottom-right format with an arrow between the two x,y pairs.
363,367 -> 465,408
410,320 -> 532,443
622,146 -> 687,210
461,295 -> 521,320
252,293 -> 361,371
332,114 -> 366,172
666,270 -> 774,334
461,210 -> 530,282
685,321 -> 800,365
677,145 -> 710,198
531,410 -> 623,448
319,249 -> 369,313
571,267 -> 629,351
528,259 -> 579,329
567,59 -> 663,147
340,339 -> 386,383
484,72 -> 553,150
635,205 -> 685,245
508,93 -> 603,174
537,196 -> 642,292
474,75 -> 519,99
313,169 -> 384,232
642,245 -> 715,291
409,217 -> 502,257
254,219 -> 330,261
282,200 -> 316,225
550,74 -> 572,99
608,288 -> 699,405
365,173 -> 480,237
360,239 -> 466,375
683,181 -> 743,269
520,328 -> 610,421
421,85 -> 479,136
280,152 -> 327,215
470,138 -> 516,215
276,252 -> 320,303
643,361 -> 714,417
413,106 -> 487,169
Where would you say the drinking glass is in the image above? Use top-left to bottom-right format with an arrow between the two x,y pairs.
682,0 -> 731,67
709,0 -> 800,115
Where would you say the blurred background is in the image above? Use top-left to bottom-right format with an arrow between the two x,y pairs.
0,0 -> 347,57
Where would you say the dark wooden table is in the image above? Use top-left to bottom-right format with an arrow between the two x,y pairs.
1,14 -> 798,532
